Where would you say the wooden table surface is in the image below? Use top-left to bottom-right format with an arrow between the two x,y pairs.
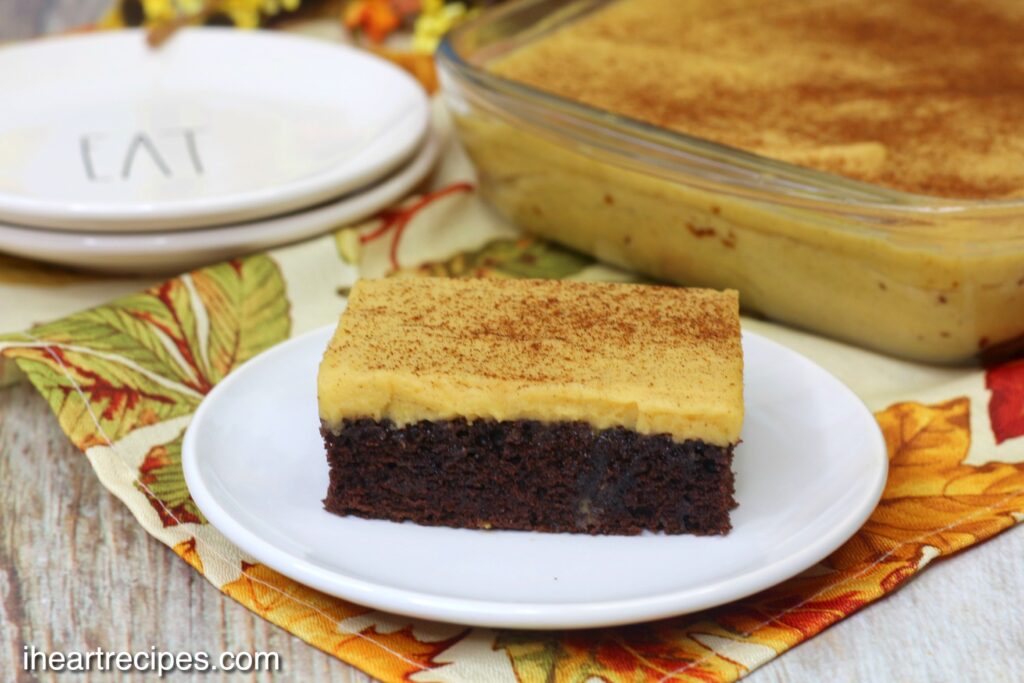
1,3 -> 1023,682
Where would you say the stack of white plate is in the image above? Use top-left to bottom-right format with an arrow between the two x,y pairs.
0,29 -> 437,274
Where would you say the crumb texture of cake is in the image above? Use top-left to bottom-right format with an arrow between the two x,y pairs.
317,277 -> 743,446
491,0 -> 1024,199
323,418 -> 736,535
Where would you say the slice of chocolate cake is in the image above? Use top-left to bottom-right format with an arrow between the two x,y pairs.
318,277 -> 743,535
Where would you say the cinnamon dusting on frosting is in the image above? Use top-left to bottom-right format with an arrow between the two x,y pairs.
317,277 -> 743,445
492,0 -> 1024,199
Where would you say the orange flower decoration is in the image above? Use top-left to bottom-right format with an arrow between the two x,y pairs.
344,0 -> 402,43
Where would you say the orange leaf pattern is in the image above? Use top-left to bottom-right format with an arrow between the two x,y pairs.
221,562 -> 463,682
173,538 -> 205,574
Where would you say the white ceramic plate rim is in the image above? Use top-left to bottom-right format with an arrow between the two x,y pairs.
0,29 -> 429,231
0,131 -> 439,273
183,325 -> 888,629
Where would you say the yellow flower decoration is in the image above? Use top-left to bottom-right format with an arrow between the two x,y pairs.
101,0 -> 301,30
413,0 -> 474,53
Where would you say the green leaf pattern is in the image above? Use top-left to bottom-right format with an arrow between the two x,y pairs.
1,256 -> 290,526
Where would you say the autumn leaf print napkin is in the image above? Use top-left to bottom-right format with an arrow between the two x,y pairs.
2,108 -> 1023,683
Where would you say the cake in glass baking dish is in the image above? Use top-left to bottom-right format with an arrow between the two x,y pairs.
436,0 -> 1024,364
492,0 -> 1024,199
317,277 -> 743,535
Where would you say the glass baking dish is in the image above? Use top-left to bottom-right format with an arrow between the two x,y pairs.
436,0 -> 1024,364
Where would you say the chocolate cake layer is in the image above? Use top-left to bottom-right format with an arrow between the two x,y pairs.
322,418 -> 736,535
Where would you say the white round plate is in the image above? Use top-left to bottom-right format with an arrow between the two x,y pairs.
183,326 -> 887,629
0,131 -> 439,274
0,29 -> 428,231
